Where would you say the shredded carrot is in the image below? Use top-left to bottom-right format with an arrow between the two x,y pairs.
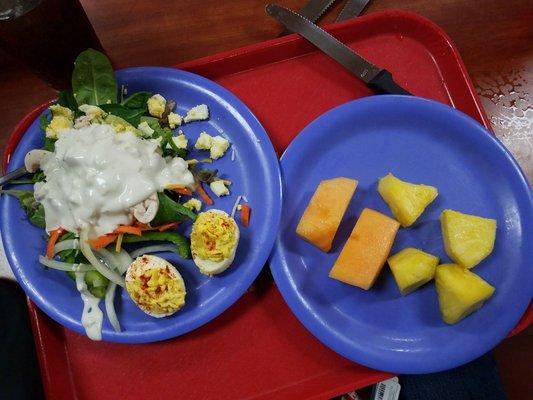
115,233 -> 124,253
46,228 -> 65,259
196,182 -> 214,205
241,204 -> 251,227
114,225 -> 142,236
87,234 -> 118,249
157,222 -> 180,232
172,187 -> 193,196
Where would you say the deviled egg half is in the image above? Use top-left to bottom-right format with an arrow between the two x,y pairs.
190,209 -> 240,276
125,255 -> 186,318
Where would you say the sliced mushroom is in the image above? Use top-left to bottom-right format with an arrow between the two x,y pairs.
24,149 -> 52,173
131,193 -> 159,224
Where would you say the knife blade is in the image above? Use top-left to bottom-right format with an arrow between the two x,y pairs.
267,4 -> 411,95
279,0 -> 336,36
335,0 -> 371,21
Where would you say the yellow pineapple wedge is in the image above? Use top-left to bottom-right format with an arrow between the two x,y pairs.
435,263 -> 495,324
440,209 -> 497,268
378,173 -> 438,227
388,248 -> 439,295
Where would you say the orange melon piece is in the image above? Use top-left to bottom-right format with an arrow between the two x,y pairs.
329,208 -> 400,290
296,177 -> 358,252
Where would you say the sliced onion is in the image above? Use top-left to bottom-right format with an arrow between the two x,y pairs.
129,245 -> 179,259
54,239 -> 79,254
38,255 -> 93,272
79,229 -> 126,287
95,248 -> 120,271
230,195 -> 243,218
105,282 -> 121,333
115,249 -> 133,275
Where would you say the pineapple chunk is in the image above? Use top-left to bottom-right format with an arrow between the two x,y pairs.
388,248 -> 439,295
435,263 -> 495,324
378,173 -> 438,227
440,209 -> 497,268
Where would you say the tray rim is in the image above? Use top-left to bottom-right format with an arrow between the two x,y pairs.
2,8 -> 530,400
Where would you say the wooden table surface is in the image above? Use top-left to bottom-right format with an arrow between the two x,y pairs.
0,0 -> 531,180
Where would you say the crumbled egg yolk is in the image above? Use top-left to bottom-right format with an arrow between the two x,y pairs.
210,136 -> 230,160
191,211 -> 237,262
126,255 -> 186,316
184,104 -> 209,123
137,121 -> 155,137
195,132 -> 213,150
79,104 -> 106,118
147,94 -> 166,118
210,180 -> 229,197
194,133 -> 230,159
168,112 -> 183,129
183,198 -> 202,212
170,134 -> 188,149
45,105 -> 74,138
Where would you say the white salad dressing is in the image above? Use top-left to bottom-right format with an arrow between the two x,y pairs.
34,124 -> 194,236
75,272 -> 103,340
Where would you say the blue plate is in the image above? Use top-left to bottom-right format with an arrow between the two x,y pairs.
270,95 -> 532,374
1,67 -> 282,343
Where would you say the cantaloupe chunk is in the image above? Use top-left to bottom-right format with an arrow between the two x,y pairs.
329,208 -> 400,289
296,177 -> 358,252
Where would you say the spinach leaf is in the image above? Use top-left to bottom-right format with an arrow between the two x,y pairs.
43,137 -> 56,152
32,171 -> 46,183
72,49 -> 117,106
122,231 -> 191,259
152,191 -> 197,226
100,103 -> 145,126
1,190 -> 46,228
57,90 -> 78,110
29,203 -> 46,228
39,114 -> 50,131
121,91 -> 152,109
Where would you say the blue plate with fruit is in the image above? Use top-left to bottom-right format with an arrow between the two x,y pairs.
269,95 -> 532,373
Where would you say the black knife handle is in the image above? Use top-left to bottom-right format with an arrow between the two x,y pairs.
367,69 -> 412,95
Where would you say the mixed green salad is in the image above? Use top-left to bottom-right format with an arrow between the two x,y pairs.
1,49 -> 249,337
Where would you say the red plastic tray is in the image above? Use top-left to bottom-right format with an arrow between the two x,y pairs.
3,10 -> 531,400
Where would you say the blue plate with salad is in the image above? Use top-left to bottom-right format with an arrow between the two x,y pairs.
0,49 -> 282,343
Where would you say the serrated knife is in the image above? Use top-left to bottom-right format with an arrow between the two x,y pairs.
266,4 -> 411,95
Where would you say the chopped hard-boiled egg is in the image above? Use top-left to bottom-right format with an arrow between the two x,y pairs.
210,136 -> 230,160
184,104 -> 209,123
195,132 -> 213,150
194,132 -> 230,159
45,105 -> 74,138
170,134 -> 188,149
210,180 -> 230,197
190,210 -> 240,276
137,121 -> 155,137
125,255 -> 186,318
183,198 -> 202,212
147,94 -> 166,118
78,104 -> 106,118
168,112 -> 183,129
